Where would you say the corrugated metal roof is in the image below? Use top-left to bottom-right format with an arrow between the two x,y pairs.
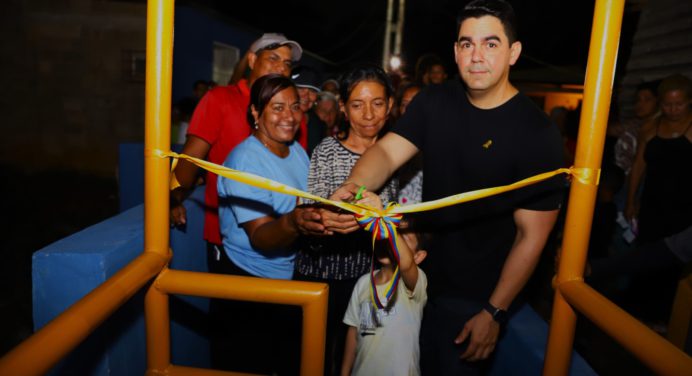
618,0 -> 692,118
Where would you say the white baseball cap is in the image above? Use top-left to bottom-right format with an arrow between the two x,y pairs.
249,33 -> 303,61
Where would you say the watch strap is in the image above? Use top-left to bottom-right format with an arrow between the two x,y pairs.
483,302 -> 508,324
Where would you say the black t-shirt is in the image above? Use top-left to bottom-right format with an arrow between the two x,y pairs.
394,80 -> 564,301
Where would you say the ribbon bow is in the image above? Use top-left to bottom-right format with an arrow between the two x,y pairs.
356,202 -> 404,311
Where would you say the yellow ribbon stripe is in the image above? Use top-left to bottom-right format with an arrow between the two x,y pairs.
154,149 -> 597,218
389,168 -> 572,214
154,149 -> 382,217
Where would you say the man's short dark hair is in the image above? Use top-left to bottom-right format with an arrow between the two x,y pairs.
457,0 -> 518,44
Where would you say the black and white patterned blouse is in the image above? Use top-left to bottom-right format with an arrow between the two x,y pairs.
295,137 -> 398,280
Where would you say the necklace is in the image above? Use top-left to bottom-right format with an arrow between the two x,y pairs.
254,131 -> 288,157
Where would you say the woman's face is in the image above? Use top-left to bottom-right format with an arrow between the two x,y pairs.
343,80 -> 392,139
255,87 -> 302,144
634,89 -> 657,119
660,89 -> 691,122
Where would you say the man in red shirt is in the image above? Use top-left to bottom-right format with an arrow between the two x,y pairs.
170,33 -> 318,267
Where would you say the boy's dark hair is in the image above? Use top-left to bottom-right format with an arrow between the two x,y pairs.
457,0 -> 518,44
247,74 -> 296,127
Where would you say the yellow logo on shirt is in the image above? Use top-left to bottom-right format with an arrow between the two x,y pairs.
483,139 -> 493,149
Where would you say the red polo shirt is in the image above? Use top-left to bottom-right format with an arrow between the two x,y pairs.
187,79 -> 307,246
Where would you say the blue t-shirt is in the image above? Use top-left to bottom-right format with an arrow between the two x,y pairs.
217,135 -> 309,279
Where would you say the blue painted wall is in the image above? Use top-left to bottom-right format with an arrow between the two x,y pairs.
172,6 -> 334,103
172,6 -> 257,103
118,142 -> 184,212
33,187 -> 208,375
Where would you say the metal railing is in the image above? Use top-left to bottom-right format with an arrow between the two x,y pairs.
0,1 -> 327,375
0,0 -> 689,375
543,0 -> 692,375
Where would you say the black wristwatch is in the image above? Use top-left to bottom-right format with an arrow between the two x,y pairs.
483,302 -> 508,324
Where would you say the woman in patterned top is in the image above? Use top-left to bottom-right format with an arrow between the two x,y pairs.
294,64 -> 398,375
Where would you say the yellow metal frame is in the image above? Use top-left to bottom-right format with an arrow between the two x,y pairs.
0,1 -> 327,375
0,0 -> 690,375
544,0 -> 692,375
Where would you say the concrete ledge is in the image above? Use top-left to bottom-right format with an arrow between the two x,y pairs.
32,187 -> 208,375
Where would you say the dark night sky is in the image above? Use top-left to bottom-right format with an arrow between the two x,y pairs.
200,0 -> 618,77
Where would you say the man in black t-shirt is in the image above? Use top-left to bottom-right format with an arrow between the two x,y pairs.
330,1 -> 564,374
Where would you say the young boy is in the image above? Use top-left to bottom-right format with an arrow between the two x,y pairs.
340,192 -> 428,376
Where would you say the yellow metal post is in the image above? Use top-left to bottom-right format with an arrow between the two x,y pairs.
146,276 -> 171,376
143,0 -> 175,374
143,0 -> 173,257
543,0 -> 625,374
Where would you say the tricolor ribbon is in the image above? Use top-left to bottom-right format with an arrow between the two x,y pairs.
356,203 -> 403,310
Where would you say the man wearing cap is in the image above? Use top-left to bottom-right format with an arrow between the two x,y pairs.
170,33 -> 319,267
293,65 -> 329,155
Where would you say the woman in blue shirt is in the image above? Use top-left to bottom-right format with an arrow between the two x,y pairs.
214,74 -> 319,374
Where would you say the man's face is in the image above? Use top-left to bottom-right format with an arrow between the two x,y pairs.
248,46 -> 293,82
297,87 -> 318,113
454,16 -> 520,94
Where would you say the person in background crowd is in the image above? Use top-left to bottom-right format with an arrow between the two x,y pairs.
322,78 -> 341,98
295,64 -> 399,376
315,91 -> 340,136
615,80 -> 660,176
172,80 -> 210,144
330,1 -> 564,373
415,53 -> 448,85
293,65 -> 328,155
622,73 -> 692,323
625,73 -> 692,243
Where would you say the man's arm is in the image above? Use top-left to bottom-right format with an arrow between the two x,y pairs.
456,208 -> 559,361
323,133 -> 417,234
329,132 -> 417,207
345,132 -> 418,194
170,135 -> 211,225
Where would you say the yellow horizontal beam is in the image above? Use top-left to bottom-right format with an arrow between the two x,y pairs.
155,269 -> 327,305
155,269 -> 328,376
0,251 -> 169,376
559,280 -> 692,376
166,364 -> 259,376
